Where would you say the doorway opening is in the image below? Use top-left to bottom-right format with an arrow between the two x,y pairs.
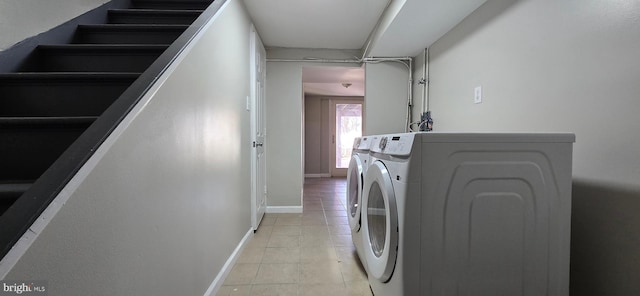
331,100 -> 363,177
302,65 -> 365,178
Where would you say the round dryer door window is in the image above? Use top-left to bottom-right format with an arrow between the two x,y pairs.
362,160 -> 398,283
347,155 -> 364,232
367,181 -> 387,257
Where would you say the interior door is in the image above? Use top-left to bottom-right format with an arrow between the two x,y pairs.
330,100 -> 363,177
251,26 -> 267,231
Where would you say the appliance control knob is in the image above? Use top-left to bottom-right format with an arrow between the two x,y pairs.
379,137 -> 388,150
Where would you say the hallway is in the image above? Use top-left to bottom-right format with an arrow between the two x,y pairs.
216,178 -> 372,296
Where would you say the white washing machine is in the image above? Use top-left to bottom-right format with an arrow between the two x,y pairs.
361,132 -> 574,296
346,136 -> 373,272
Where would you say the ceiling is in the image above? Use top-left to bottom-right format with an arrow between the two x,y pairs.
302,66 -> 365,97
243,0 -> 389,51
243,0 -> 487,96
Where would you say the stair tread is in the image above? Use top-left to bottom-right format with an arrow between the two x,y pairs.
0,116 -> 98,127
0,183 -> 32,195
38,44 -> 170,50
132,0 -> 214,6
78,24 -> 189,29
0,72 -> 141,81
109,8 -> 204,14
0,72 -> 141,77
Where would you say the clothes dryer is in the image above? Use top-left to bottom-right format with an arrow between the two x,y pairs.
361,132 -> 575,296
346,136 -> 373,271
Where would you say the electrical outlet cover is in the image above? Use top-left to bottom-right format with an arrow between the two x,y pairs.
474,86 -> 482,104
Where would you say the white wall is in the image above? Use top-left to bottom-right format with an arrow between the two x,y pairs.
0,0 -> 109,50
2,1 -> 254,295
423,0 -> 640,187
364,61 -> 409,135
265,48 -> 360,208
417,0 -> 640,294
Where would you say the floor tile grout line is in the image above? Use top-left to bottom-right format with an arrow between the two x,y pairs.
317,182 -> 352,292
219,178 -> 366,296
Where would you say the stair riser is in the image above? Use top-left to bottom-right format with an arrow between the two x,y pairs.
0,95 -> 119,117
0,128 -> 90,180
108,12 -> 200,25
75,29 -> 185,44
0,192 -> 27,200
36,51 -> 164,72
0,79 -> 135,116
0,203 -> 16,217
0,194 -> 22,214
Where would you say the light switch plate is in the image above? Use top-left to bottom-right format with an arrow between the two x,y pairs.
474,86 -> 482,104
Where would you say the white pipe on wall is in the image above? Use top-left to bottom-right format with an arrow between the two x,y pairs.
267,56 -> 414,133
422,47 -> 429,113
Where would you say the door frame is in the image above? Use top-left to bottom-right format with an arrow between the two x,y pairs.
330,98 -> 365,177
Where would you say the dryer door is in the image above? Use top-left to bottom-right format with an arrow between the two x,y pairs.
346,155 -> 364,232
362,160 -> 398,283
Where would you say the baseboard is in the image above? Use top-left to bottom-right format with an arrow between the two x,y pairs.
203,227 -> 253,296
266,206 -> 303,214
304,173 -> 331,178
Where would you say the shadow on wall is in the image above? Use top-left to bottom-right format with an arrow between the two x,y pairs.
429,0 -> 520,61
571,180 -> 640,296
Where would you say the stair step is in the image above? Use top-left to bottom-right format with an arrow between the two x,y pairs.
74,24 -> 189,44
0,72 -> 140,116
0,182 -> 32,216
0,116 -> 98,127
26,45 -> 169,72
108,9 -> 203,25
0,117 -> 97,180
131,0 -> 214,10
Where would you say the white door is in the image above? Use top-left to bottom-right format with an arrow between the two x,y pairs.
330,100 -> 363,177
250,26 -> 267,231
362,160 -> 399,283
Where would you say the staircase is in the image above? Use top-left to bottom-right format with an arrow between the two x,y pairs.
0,0 -> 214,246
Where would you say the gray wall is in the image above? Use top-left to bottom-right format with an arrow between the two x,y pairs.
415,0 -> 640,294
304,96 -> 331,176
364,61 -> 409,135
266,48 -> 409,207
265,48 -> 361,208
3,1 -> 254,295
0,0 -> 109,50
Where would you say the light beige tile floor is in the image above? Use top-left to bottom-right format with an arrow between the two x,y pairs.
216,178 -> 372,296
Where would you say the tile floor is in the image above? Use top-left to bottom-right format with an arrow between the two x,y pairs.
216,177 -> 372,296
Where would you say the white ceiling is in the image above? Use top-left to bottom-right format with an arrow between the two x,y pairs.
243,0 -> 487,96
302,66 -> 365,97
243,0 -> 389,50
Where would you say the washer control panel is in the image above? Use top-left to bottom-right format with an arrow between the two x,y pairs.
370,133 -> 415,156
353,137 -> 362,149
358,136 -> 372,151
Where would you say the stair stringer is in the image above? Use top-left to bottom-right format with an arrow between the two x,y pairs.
0,0 -> 229,275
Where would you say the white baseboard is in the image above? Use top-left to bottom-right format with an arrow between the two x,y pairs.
266,206 -> 303,213
203,228 -> 253,296
304,173 -> 331,178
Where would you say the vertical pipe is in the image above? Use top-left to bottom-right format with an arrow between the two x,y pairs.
423,47 -> 429,113
406,58 -> 413,132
